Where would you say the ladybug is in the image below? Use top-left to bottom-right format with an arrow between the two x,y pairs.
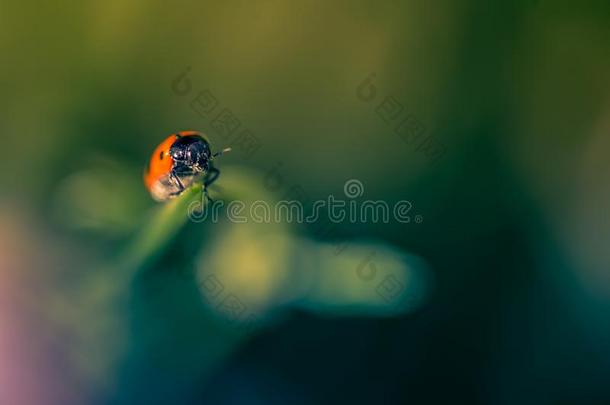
144,130 -> 230,201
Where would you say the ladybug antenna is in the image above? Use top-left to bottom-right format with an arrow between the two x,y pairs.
212,147 -> 232,159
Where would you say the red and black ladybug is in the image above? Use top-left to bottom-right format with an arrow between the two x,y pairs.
144,130 -> 230,201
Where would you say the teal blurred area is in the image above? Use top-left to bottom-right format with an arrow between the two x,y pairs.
1,1 -> 609,404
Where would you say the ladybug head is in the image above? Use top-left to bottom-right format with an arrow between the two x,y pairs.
169,135 -> 211,172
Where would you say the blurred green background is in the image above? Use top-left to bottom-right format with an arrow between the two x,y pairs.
1,1 -> 610,404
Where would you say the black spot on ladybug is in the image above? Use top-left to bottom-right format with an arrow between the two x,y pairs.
159,151 -> 164,160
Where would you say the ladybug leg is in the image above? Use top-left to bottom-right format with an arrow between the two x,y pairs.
203,187 -> 213,203
201,167 -> 220,203
204,167 -> 220,187
169,169 -> 185,196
